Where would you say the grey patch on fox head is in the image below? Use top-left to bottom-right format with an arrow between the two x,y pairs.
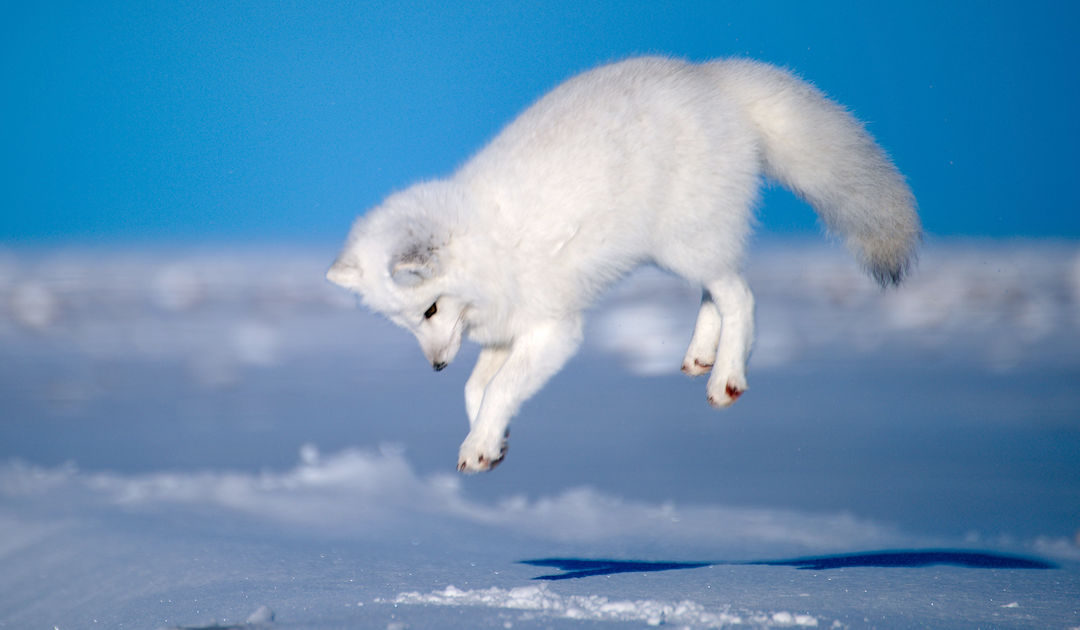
389,240 -> 442,286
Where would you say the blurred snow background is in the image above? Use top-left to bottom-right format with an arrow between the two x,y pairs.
4,239 -> 1078,387
2,239 -> 1079,628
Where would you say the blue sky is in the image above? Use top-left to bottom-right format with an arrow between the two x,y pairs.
2,1 -> 1079,243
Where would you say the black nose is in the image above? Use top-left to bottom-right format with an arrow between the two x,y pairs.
433,361 -> 448,372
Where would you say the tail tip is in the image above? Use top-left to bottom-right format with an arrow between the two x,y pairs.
867,246 -> 919,288
860,225 -> 921,289
871,264 -> 906,288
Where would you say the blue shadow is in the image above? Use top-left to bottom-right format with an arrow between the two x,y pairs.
748,550 -> 1056,571
521,550 -> 1056,580
521,558 -> 713,580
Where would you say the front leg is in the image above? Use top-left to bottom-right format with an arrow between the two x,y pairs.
458,317 -> 583,473
464,345 -> 510,426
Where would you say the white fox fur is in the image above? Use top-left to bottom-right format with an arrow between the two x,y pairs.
328,57 -> 919,472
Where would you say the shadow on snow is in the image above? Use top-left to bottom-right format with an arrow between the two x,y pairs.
521,559 -> 713,580
521,550 -> 1057,580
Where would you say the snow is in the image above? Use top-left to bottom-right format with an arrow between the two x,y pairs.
1,239 -> 1079,628
0,445 -> 904,554
385,584 -> 794,627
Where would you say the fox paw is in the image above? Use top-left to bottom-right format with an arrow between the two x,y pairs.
681,357 -> 713,377
457,429 -> 509,473
706,374 -> 747,409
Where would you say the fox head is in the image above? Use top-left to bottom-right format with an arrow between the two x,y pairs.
327,183 -> 469,371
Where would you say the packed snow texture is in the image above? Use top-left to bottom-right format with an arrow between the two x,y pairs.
1,240 -> 1079,628
4,445 -> 1076,629
386,583 -> 819,627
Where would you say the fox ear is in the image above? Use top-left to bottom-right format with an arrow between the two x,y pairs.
326,258 -> 363,289
390,243 -> 442,287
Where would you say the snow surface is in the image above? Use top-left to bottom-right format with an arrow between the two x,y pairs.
1,240 -> 1079,628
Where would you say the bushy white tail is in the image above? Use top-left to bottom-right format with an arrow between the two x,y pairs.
718,60 -> 920,286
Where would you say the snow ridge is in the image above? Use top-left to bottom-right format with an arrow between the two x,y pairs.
0,445 -> 899,552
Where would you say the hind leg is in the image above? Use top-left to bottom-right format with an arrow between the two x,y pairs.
702,274 -> 755,408
682,291 -> 722,376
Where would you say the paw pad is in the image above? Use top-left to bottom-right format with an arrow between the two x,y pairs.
707,381 -> 746,409
457,431 -> 510,473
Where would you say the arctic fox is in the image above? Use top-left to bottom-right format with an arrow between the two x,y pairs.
328,57 -> 919,473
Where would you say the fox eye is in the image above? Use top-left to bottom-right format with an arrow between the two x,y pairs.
423,302 -> 438,319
